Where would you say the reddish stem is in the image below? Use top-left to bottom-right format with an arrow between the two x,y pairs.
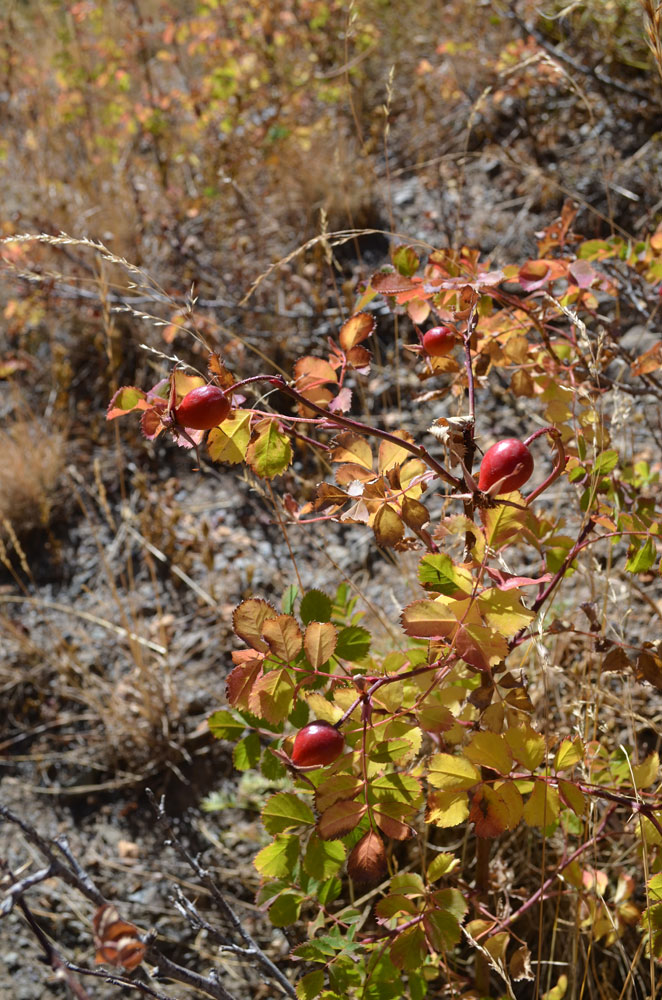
524,425 -> 567,505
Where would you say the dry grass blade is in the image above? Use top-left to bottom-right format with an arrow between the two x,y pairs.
640,0 -> 662,85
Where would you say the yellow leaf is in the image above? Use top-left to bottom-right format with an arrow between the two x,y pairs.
632,752 -> 660,790
262,614 -> 302,662
338,312 -> 375,351
304,692 -> 342,724
426,790 -> 470,827
378,431 -> 416,474
465,732 -> 513,775
505,724 -> 546,770
554,737 -> 584,772
481,503 -> 531,550
478,589 -> 535,636
484,932 -> 509,965
523,780 -> 560,827
428,753 -> 481,790
208,409 -> 252,464
331,432 -> 373,469
493,779 -> 524,829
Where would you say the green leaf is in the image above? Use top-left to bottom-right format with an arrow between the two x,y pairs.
418,553 -> 471,595
427,852 -> 459,882
254,835 -> 299,878
424,907 -> 462,951
376,894 -> 419,919
304,834 -> 346,880
392,244 -> 420,277
433,886 -> 468,923
282,585 -> 299,614
268,892 -> 302,927
594,449 -> 619,476
389,925 -> 427,970
106,385 -> 149,418
246,419 -> 292,478
317,876 -> 342,905
233,732 -> 261,771
369,738 -> 415,765
390,872 -> 425,896
300,589 -> 333,625
578,239 -> 616,260
261,746 -> 287,781
262,793 -> 315,834
207,709 -> 245,741
626,537 -> 656,573
370,773 -> 423,805
334,626 -> 371,661
297,970 -> 325,1000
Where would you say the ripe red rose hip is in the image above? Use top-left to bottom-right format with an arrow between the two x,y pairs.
291,721 -> 344,768
422,326 -> 457,357
174,385 -> 230,430
478,438 -> 534,494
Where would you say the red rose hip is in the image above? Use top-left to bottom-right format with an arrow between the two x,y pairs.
478,438 -> 534,494
174,385 -> 230,430
291,721 -> 344,767
422,326 -> 457,357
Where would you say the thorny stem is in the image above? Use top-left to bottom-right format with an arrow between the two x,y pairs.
510,517 -> 596,648
335,657 -> 459,731
460,300 -> 479,557
459,299 -> 489,992
231,374 -> 465,490
523,425 -> 566,505
476,804 -> 617,938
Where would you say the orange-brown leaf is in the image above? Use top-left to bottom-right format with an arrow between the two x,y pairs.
233,599 -> 279,652
262,614 -> 303,662
317,799 -> 367,839
339,312 -> 375,351
225,657 -> 263,710
347,830 -> 388,884
373,504 -> 405,547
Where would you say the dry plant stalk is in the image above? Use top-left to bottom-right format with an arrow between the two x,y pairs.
640,0 -> 662,84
